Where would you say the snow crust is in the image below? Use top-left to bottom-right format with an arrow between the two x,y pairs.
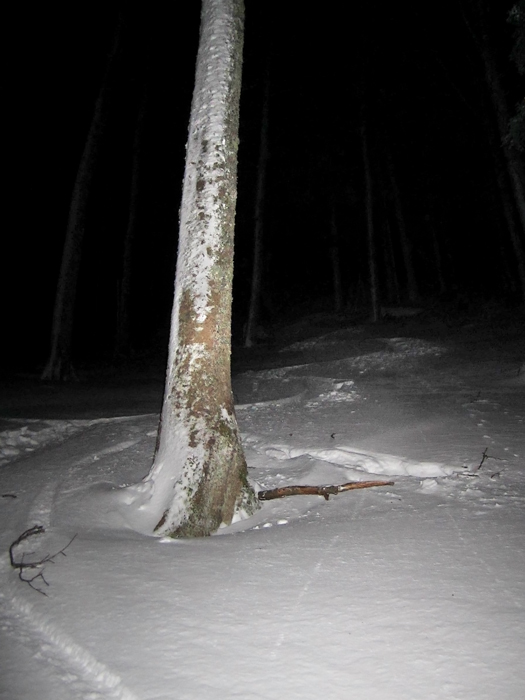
1,329 -> 524,699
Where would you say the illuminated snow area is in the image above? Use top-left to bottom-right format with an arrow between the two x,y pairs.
1,325 -> 524,700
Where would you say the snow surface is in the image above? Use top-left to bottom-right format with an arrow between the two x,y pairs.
1,318 -> 524,699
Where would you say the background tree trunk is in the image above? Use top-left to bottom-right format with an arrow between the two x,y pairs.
479,43 -> 525,302
430,222 -> 447,296
383,219 -> 401,305
114,88 -> 147,360
387,151 -> 419,303
461,0 -> 525,303
129,0 -> 257,538
361,120 -> 379,321
244,67 -> 270,347
329,205 -> 344,312
41,17 -> 122,381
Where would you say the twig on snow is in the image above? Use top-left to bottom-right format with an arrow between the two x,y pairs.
475,448 -> 505,471
258,480 -> 394,501
9,525 -> 77,596
476,448 -> 490,470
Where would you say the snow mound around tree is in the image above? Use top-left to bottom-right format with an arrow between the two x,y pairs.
247,437 -> 457,479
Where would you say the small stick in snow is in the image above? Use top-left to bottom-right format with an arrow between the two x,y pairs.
258,480 -> 394,501
475,448 -> 504,471
9,525 -> 77,596
476,448 -> 490,470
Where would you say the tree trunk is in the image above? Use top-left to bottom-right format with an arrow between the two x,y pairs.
480,44 -> 525,302
387,152 -> 419,303
41,17 -> 122,381
244,67 -> 270,347
114,88 -> 147,360
329,206 -> 344,313
430,222 -> 447,296
461,0 -> 525,303
383,219 -> 401,305
361,121 -> 379,322
127,0 -> 257,538
482,102 -> 525,298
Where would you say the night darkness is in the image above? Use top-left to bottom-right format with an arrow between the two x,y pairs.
5,0 -> 524,372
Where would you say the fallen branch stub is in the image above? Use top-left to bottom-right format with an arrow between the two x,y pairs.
257,480 -> 394,501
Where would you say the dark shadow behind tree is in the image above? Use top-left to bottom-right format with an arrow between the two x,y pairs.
41,15 -> 123,381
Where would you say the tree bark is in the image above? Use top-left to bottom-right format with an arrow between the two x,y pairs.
127,0 -> 257,538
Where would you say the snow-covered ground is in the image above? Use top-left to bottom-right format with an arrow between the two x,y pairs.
1,316 -> 524,699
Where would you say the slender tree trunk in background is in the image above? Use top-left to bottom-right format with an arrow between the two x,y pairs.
430,223 -> 447,296
480,45 -> 525,302
387,152 -> 419,303
126,0 -> 257,538
361,121 -> 379,321
462,0 -> 525,303
383,219 -> 401,305
244,68 -> 270,347
483,106 -> 525,298
430,31 -> 524,302
482,57 -> 525,227
41,18 -> 122,381
114,89 -> 147,359
329,205 -> 343,312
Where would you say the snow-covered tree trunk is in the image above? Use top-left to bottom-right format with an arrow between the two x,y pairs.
130,0 -> 257,538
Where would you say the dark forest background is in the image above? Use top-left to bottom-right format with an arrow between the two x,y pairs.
5,0 -> 525,374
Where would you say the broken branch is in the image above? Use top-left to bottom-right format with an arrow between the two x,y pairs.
9,525 -> 77,596
258,480 -> 394,501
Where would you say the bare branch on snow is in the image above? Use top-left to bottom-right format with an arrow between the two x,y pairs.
9,525 -> 77,596
258,480 -> 394,501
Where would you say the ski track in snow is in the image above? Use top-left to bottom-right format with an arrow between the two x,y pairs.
0,419 -> 93,467
0,417 -> 154,700
0,415 -> 153,469
0,576 -> 139,700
